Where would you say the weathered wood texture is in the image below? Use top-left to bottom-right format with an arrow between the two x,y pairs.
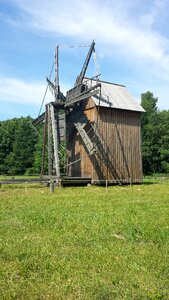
67,98 -> 143,183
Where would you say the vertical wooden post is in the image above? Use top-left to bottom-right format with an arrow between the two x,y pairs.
130,178 -> 132,187
106,179 -> 108,193
50,180 -> 54,193
48,105 -> 52,176
55,45 -> 60,102
50,104 -> 60,178
41,107 -> 48,177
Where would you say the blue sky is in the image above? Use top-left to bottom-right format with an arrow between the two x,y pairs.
0,0 -> 169,120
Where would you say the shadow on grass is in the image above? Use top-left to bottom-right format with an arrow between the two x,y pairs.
142,181 -> 156,185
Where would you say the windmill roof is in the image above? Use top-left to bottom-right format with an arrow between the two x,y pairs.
85,78 -> 145,112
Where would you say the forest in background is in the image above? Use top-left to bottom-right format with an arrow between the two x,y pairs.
0,91 -> 169,176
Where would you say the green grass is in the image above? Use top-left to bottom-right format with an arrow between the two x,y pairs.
0,183 -> 169,299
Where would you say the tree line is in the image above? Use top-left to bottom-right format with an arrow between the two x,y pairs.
141,91 -> 169,174
0,117 -> 42,175
0,91 -> 169,176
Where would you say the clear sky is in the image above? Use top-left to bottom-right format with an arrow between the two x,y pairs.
0,0 -> 169,120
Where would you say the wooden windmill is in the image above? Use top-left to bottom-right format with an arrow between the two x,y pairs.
34,41 -> 144,184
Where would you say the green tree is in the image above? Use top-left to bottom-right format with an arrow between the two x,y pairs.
141,91 -> 160,174
11,117 -> 37,174
0,117 -> 37,175
0,118 -> 20,174
158,110 -> 169,173
33,124 -> 45,175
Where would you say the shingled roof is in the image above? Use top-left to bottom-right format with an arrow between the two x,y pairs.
86,78 -> 145,112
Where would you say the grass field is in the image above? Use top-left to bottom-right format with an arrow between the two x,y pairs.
0,183 -> 169,299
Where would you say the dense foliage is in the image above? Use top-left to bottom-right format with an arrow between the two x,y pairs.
0,117 -> 39,175
141,91 -> 169,174
0,92 -> 169,175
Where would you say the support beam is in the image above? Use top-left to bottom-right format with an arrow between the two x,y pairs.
47,105 -> 53,176
50,104 -> 60,177
41,108 -> 48,176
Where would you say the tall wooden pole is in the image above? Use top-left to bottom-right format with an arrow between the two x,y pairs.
41,106 -> 48,176
55,45 -> 60,102
50,104 -> 60,177
48,105 -> 52,176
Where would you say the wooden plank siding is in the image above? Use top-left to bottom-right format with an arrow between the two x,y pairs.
67,98 -> 143,183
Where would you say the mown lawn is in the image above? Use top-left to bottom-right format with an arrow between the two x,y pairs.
0,183 -> 169,299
